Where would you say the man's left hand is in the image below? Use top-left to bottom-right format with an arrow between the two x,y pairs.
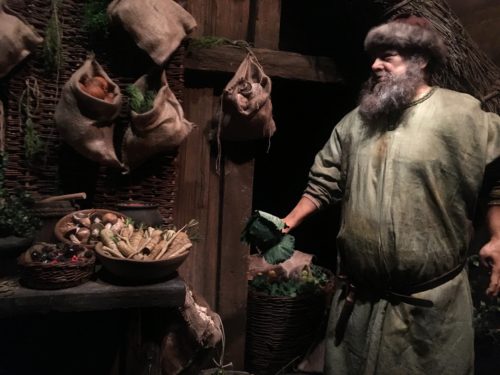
479,237 -> 500,296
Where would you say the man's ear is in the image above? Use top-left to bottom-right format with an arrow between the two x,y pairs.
417,57 -> 429,70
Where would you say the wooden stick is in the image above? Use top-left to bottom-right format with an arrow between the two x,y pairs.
39,192 -> 87,203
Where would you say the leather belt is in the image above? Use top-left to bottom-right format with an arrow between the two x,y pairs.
334,260 -> 466,346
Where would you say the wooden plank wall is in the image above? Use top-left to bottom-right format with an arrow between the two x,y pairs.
174,0 -> 281,369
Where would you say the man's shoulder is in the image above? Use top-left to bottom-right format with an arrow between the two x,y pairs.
433,87 -> 481,108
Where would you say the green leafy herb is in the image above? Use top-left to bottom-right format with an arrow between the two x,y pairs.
249,265 -> 329,297
18,78 -> 44,163
42,0 -> 63,74
83,0 -> 110,36
263,234 -> 295,264
126,85 -> 157,114
0,189 -> 41,238
188,36 -> 231,50
241,210 -> 294,264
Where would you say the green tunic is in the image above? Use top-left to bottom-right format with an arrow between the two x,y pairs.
304,87 -> 500,375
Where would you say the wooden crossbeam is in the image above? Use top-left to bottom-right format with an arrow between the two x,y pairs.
185,44 -> 343,84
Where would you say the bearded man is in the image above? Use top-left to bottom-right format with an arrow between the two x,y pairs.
283,16 -> 500,375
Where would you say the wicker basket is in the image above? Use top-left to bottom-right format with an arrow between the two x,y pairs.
17,245 -> 96,290
54,209 -> 129,247
245,269 -> 334,375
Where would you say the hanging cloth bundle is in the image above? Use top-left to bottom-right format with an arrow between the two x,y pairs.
54,55 -> 124,169
220,52 -> 276,141
121,71 -> 194,173
0,0 -> 43,78
107,0 -> 197,65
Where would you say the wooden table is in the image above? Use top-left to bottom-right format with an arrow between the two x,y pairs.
0,267 -> 187,375
0,273 -> 186,317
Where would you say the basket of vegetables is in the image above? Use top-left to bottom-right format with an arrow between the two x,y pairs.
93,219 -> 198,283
245,264 -> 333,375
17,242 -> 95,289
54,209 -> 129,247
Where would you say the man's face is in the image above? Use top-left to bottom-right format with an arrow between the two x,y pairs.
370,50 -> 409,82
358,50 -> 427,124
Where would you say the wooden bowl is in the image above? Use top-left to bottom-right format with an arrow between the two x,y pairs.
94,245 -> 190,284
54,209 -> 128,247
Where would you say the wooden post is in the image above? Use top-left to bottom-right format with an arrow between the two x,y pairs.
253,0 -> 282,49
176,88 -> 220,309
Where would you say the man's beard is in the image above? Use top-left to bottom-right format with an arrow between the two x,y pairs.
358,62 -> 426,124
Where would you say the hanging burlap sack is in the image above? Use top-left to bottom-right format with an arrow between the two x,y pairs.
121,71 -> 193,173
220,52 -> 276,141
0,1 -> 43,78
54,56 -> 123,169
107,0 -> 197,65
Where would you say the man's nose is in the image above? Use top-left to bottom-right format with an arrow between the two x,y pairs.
371,58 -> 383,72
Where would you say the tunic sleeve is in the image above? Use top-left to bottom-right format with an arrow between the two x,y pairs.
303,122 -> 345,209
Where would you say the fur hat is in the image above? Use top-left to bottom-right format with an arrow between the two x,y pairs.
364,16 -> 447,67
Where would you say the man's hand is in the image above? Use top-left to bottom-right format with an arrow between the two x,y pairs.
282,196 -> 319,233
479,237 -> 500,296
480,205 -> 500,296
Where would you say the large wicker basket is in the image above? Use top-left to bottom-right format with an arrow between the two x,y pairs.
245,269 -> 333,375
17,245 -> 96,290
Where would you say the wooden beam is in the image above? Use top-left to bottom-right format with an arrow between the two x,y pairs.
175,87 -> 220,309
253,0 -> 281,49
185,44 -> 343,84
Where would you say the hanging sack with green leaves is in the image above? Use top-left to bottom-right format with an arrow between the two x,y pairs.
54,55 -> 123,168
220,53 -> 276,141
107,0 -> 197,65
0,0 -> 43,78
121,70 -> 194,172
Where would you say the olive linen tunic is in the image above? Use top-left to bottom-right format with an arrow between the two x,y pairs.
303,87 -> 500,375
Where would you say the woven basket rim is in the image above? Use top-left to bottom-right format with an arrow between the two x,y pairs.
18,251 -> 96,269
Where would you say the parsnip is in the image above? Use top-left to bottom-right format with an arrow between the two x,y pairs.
116,240 -> 135,257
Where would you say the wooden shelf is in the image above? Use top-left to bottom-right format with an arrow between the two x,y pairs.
184,44 -> 343,84
0,273 -> 186,317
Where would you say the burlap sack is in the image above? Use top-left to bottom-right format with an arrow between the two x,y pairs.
220,53 -> 276,141
107,0 -> 197,65
0,0 -> 43,78
121,71 -> 193,172
54,56 -> 123,169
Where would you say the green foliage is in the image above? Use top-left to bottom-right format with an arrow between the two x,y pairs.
263,234 -> 294,265
249,265 -> 329,297
188,36 -> 231,50
0,155 -> 41,237
42,0 -> 63,74
126,85 -> 157,114
0,189 -> 41,238
241,210 -> 294,264
18,78 -> 44,163
24,119 -> 44,161
83,0 -> 110,36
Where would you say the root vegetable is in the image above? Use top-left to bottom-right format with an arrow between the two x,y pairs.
142,229 -> 163,252
96,241 -> 125,258
162,232 -> 192,259
116,240 -> 135,257
149,238 -> 166,259
100,228 -> 120,253
120,224 -> 134,239
129,228 -> 144,250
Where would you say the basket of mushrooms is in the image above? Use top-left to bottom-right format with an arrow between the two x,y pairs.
55,210 -> 197,283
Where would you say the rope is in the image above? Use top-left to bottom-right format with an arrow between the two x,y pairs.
211,314 -> 233,371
